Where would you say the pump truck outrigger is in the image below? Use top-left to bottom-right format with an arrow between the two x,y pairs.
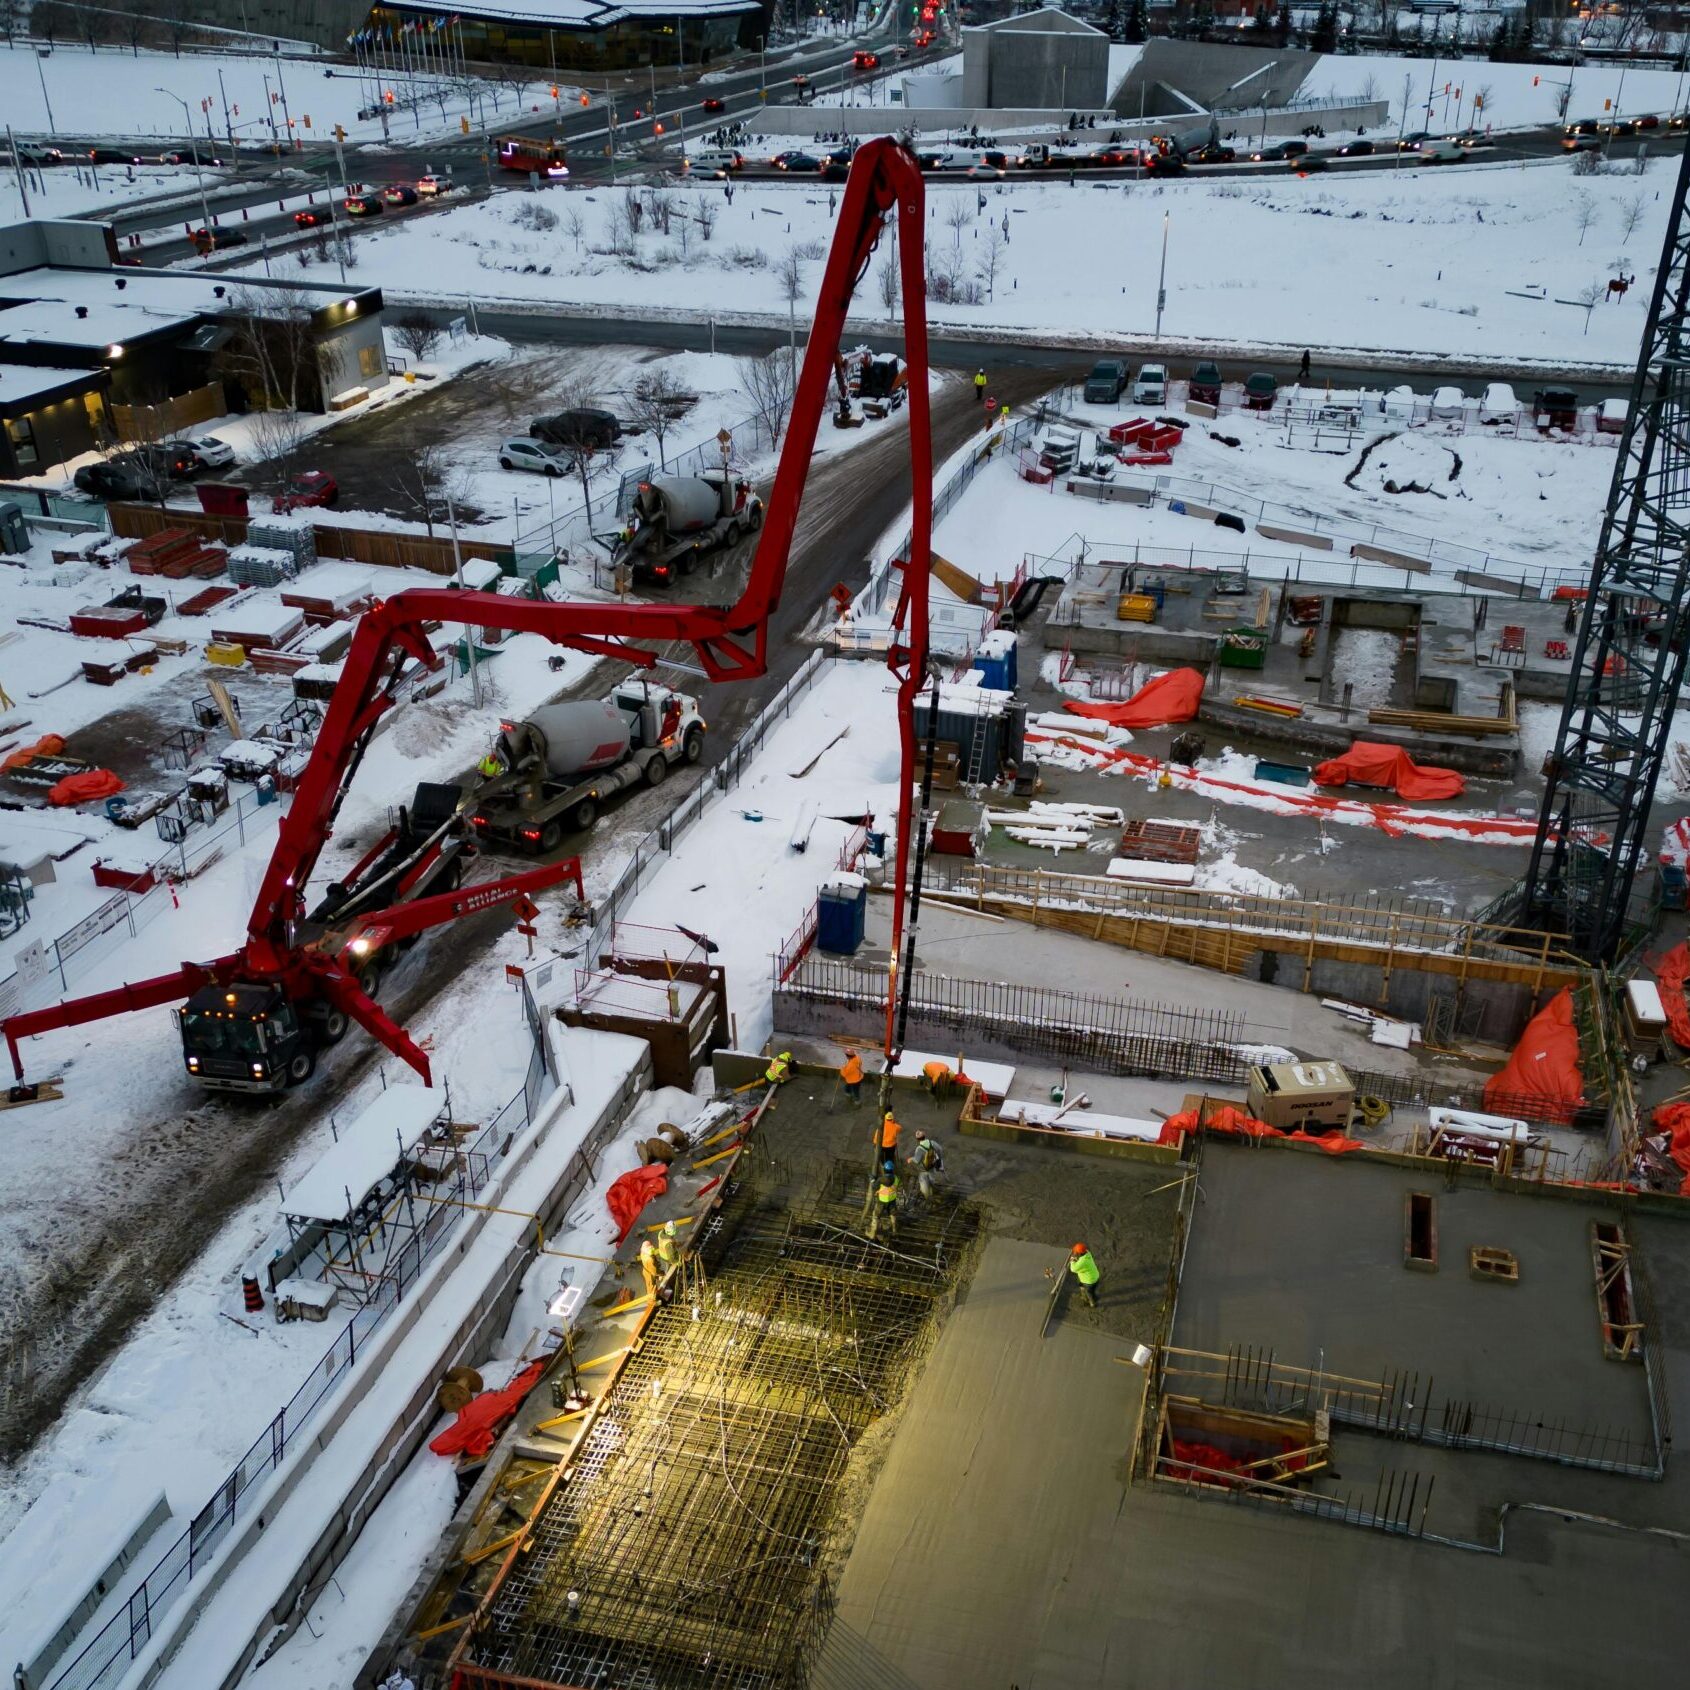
3,136 -> 941,1096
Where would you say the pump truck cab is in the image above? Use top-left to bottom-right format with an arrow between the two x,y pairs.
472,683 -> 706,852
178,782 -> 470,1092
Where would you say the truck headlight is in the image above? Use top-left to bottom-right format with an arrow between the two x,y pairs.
252,1062 -> 264,1076
187,1056 -> 199,1071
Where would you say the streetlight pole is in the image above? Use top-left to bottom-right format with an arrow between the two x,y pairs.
34,48 -> 56,138
217,67 -> 235,156
1154,211 -> 1169,339
759,35 -> 766,101
157,89 -> 213,234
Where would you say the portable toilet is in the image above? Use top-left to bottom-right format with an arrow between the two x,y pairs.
816,871 -> 868,954
0,501 -> 27,555
973,628 -> 1019,693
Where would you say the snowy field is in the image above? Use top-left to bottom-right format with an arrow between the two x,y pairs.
1302,49 -> 1690,133
0,38 -> 574,147
246,155 -> 1670,363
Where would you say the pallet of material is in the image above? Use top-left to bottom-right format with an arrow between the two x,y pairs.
68,605 -> 149,639
280,564 -> 376,622
123,529 -> 199,576
1119,819 -> 1201,864
247,647 -> 314,676
210,600 -> 305,653
1106,856 -> 1197,886
177,585 -> 238,617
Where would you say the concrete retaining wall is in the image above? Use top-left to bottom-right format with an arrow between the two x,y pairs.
1057,622 -> 1218,663
748,99 -> 1384,139
1195,698 -> 1519,778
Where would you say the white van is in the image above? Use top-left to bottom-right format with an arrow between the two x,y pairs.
1420,137 -> 1463,164
687,147 -> 743,177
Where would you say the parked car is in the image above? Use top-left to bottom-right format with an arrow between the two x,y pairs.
190,226 -> 248,253
531,408 -> 621,449
416,173 -> 449,195
162,441 -> 209,479
73,457 -> 165,501
498,437 -> 566,476
1189,360 -> 1223,407
274,470 -> 339,513
701,97 -> 726,115
1131,363 -> 1168,406
1479,383 -> 1517,425
1189,142 -> 1236,164
1533,387 -> 1580,431
181,436 -> 235,470
1333,138 -> 1375,157
1429,385 -> 1466,420
344,194 -> 384,216
382,184 -> 419,207
293,207 -> 330,228
1083,359 -> 1129,405
1243,372 -> 1278,410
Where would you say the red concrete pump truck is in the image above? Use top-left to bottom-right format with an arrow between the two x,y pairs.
3,138 -> 941,1093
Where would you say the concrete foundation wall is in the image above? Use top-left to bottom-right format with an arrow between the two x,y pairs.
1196,698 -> 1519,778
1114,39 -> 1317,119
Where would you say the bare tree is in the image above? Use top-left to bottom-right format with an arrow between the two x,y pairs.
695,198 -> 718,242
629,367 -> 691,470
393,310 -> 443,361
604,196 -> 636,256
563,205 -> 586,256
215,286 -> 323,491
975,223 -> 1006,302
389,442 -> 475,537
541,380 -> 614,515
1572,190 -> 1597,246
1619,192 -> 1647,245
876,242 -> 900,320
945,197 -> 973,248
622,185 -> 645,235
647,190 -> 675,236
1576,277 -> 1606,335
737,350 -> 797,443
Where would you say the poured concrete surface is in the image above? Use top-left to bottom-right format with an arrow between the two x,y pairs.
1174,1146 -> 1653,1448
817,1210 -> 1690,1690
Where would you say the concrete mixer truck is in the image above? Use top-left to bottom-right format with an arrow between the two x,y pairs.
616,468 -> 763,585
469,681 -> 706,852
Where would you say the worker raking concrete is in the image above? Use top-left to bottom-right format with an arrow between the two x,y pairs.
839,1047 -> 864,1106
765,1049 -> 793,1089
1067,1242 -> 1102,1308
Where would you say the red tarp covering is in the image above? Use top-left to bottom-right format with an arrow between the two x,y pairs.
1484,987 -> 1583,1122
1155,1103 -> 1365,1155
48,769 -> 125,806
1065,666 -> 1204,729
606,1163 -> 668,1243
1311,741 -> 1466,801
1648,1101 -> 1690,1196
1165,1436 -> 1315,1487
1653,943 -> 1690,1049
428,1358 -> 546,1459
1,733 -> 66,773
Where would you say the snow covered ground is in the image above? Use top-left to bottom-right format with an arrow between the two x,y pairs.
0,161 -> 216,223
233,155 -> 1671,363
1301,49 -> 1690,133
0,38 -> 572,147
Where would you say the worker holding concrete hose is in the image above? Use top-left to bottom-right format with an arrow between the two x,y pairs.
870,1171 -> 900,1239
639,1237 -> 661,1303
655,1219 -> 680,1273
1067,1243 -> 1102,1309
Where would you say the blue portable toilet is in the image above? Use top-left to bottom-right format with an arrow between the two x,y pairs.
816,872 -> 868,955
972,629 -> 1018,693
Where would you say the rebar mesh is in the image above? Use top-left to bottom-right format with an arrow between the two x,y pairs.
465,1166 -> 979,1690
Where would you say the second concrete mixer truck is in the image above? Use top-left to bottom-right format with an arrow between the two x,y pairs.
469,682 -> 705,852
615,468 -> 763,585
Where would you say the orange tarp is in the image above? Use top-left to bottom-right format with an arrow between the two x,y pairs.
1649,1101 -> 1690,1197
1652,943 -> 1690,1049
1064,667 -> 1204,729
1483,987 -> 1583,1123
1312,740 -> 1466,802
48,769 -> 124,806
0,733 -> 66,773
1156,1103 -> 1364,1155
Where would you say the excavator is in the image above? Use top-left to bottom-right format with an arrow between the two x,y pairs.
3,137 -> 940,1094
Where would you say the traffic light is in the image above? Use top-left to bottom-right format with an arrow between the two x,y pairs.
580,93 -> 590,107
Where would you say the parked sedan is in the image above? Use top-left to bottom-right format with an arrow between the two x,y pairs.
1189,360 -> 1223,407
73,457 -> 165,501
183,435 -> 235,469
1429,385 -> 1466,420
498,437 -> 566,476
274,470 -> 339,513
344,194 -> 384,216
382,184 -> 419,207
1479,382 -> 1518,425
1243,372 -> 1278,410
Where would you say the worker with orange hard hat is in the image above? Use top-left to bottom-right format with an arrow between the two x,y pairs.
1068,1242 -> 1101,1308
840,1048 -> 864,1106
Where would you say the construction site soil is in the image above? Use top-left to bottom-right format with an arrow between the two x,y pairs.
1,368 -> 1059,1464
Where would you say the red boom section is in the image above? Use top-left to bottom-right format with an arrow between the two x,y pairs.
3,139 -> 934,1085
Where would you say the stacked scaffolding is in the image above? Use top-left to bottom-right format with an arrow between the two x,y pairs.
460,1172 -> 979,1690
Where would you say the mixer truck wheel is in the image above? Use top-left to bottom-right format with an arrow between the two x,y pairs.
570,797 -> 597,831
683,726 -> 705,764
538,820 -> 563,853
748,502 -> 764,531
315,1007 -> 349,1046
724,520 -> 740,547
284,1048 -> 317,1087
645,755 -> 668,789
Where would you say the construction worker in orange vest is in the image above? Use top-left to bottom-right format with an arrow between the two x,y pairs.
840,1048 -> 864,1106
922,1058 -> 954,1100
878,1110 -> 902,1155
